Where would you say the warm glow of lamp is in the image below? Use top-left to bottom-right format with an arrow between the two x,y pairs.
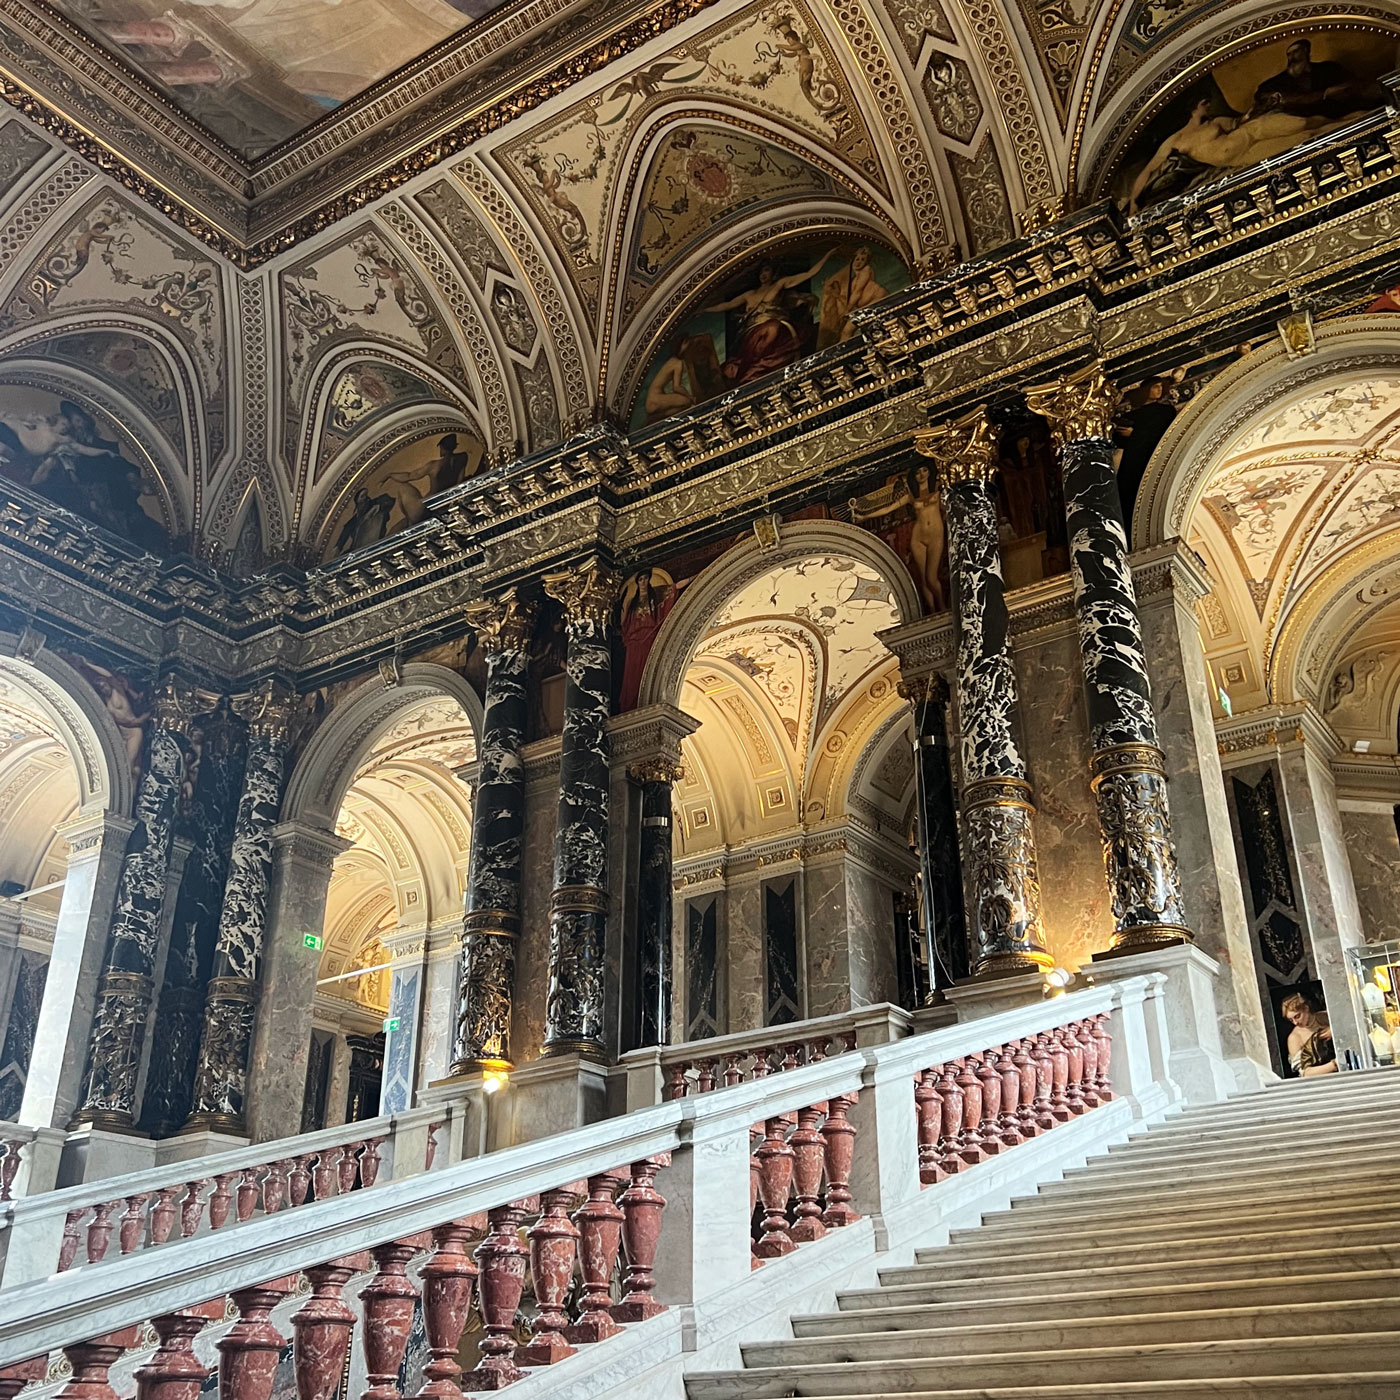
1043,967 -> 1072,997
482,1070 -> 509,1094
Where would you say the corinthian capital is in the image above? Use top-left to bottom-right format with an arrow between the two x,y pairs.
233,679 -> 296,740
153,675 -> 214,732
1025,362 -> 1119,445
542,559 -> 622,627
913,407 -> 998,491
464,588 -> 537,654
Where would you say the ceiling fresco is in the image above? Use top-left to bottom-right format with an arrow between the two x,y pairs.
47,0 -> 513,159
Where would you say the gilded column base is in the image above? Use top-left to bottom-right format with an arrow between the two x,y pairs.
1089,745 -> 1193,951
962,777 -> 1053,980
71,969 -> 153,1131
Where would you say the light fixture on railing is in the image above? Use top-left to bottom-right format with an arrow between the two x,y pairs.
1043,967 -> 1073,997
482,1070 -> 509,1094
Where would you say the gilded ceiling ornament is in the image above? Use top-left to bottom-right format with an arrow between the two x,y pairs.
464,589 -> 537,653
914,408 -> 998,490
543,560 -> 622,626
153,676 -> 215,731
1025,362 -> 1119,444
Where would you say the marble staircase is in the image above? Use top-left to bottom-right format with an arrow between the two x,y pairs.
685,1069 -> 1400,1399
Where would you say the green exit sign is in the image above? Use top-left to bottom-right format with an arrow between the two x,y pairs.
383,1016 -> 401,1032
303,933 -> 323,950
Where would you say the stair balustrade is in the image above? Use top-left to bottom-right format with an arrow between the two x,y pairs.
0,1106 -> 453,1289
0,978 -> 1164,1400
0,1127 -> 35,1202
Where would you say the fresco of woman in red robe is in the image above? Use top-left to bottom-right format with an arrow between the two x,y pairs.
618,568 -> 683,711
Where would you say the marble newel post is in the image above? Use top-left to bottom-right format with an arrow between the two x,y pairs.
916,411 -> 1051,978
184,682 -> 295,1133
631,754 -> 682,1046
541,561 -> 619,1059
75,678 -> 200,1129
451,591 -> 536,1075
900,674 -> 969,987
1028,365 -> 1191,953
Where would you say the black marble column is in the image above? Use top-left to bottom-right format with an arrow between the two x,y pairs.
631,756 -> 680,1046
74,679 -> 200,1129
1029,366 -> 1192,953
902,674 -> 969,987
541,562 -> 619,1059
452,591 -> 536,1074
184,682 -> 294,1133
917,411 -> 1052,978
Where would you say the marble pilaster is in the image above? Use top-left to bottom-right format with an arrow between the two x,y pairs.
73,680 -> 200,1129
380,927 -> 427,1114
453,591 -> 535,1074
1340,807 -> 1400,944
1028,365 -> 1190,954
725,876 -> 765,1033
185,683 -> 293,1133
244,822 -> 351,1143
510,739 -> 558,1065
417,920 -> 462,1088
541,562 -> 619,1059
18,812 -> 134,1129
917,410 -> 1051,977
632,758 -> 681,1047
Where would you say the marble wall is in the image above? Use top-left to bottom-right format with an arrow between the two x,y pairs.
511,746 -> 558,1065
1342,808 -> 1400,944
726,877 -> 765,1033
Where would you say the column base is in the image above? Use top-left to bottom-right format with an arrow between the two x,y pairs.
945,970 -> 1049,1023
448,1057 -> 513,1077
160,1125 -> 250,1163
540,1037 -> 606,1062
1099,924 -> 1193,958
973,951 -> 1055,979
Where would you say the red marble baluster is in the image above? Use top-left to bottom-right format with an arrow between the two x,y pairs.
781,1044 -> 800,1073
915,1070 -> 945,1185
974,1055 -> 1003,1156
135,1302 -> 225,1400
289,1157 -> 312,1207
150,1187 -> 180,1244
1030,1034 -> 1057,1130
236,1169 -> 260,1222
0,1356 -> 47,1400
218,1278 -> 296,1400
1046,1030 -> 1073,1122
292,1261 -> 357,1400
613,1155 -> 670,1318
750,1049 -> 771,1080
994,1045 -> 1024,1147
695,1059 -> 716,1094
820,1092 -> 859,1227
519,1186 -> 582,1364
119,1193 -> 149,1254
359,1140 -> 384,1189
935,1064 -> 964,1176
1094,1013 -> 1115,1101
209,1175 -> 235,1228
414,1223 -> 478,1397
1011,1041 -> 1040,1138
263,1162 -> 289,1215
753,1116 -> 795,1259
178,1181 -> 207,1239
566,1172 -> 627,1344
955,1060 -> 986,1166
1077,1020 -> 1101,1109
61,1326 -> 144,1400
337,1145 -> 359,1194
748,1125 -> 762,1266
360,1239 -> 420,1400
464,1201 -> 532,1387
0,1141 -> 22,1202
312,1151 -> 339,1200
86,1200 -> 117,1262
1063,1025 -> 1087,1114
790,1105 -> 829,1238
664,1065 -> 688,1101
58,1208 -> 86,1271
424,1124 -> 443,1171
722,1054 -> 742,1087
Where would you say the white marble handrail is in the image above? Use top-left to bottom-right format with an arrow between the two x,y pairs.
0,1103 -> 454,1289
0,975 -> 1154,1371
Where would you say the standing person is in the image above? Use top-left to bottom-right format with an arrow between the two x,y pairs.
1282,993 -> 1338,1077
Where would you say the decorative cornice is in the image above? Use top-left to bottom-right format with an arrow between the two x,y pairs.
1215,702 -> 1343,765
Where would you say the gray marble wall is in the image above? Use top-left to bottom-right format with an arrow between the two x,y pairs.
511,748 -> 558,1065
1012,620 -> 1113,972
843,858 -> 902,1008
725,876 -> 765,1033
1342,809 -> 1400,945
803,855 -> 848,1018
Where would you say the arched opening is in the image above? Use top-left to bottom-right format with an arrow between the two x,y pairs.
642,524 -> 922,1038
275,675 -> 478,1134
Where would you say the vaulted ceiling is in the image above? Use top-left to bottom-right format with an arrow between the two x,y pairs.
0,0 -> 1395,574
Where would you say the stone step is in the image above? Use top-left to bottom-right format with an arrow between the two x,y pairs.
1063,1139 -> 1386,1181
1027,1158 -> 1400,1205
955,1198 -> 1374,1247
749,1298 -> 1400,1365
900,1219 -> 1387,1277
683,1333 -> 1400,1396
1107,1102 -> 1400,1152
1097,1121 -> 1400,1166
686,1377 -> 1400,1400
815,1269 -> 1400,1332
858,1243 -> 1400,1306
977,1188 -> 1380,1235
1178,1072 -> 1400,1118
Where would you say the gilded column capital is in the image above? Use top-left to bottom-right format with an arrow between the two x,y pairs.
897,673 -> 950,707
465,588 -> 538,654
1025,362 -> 1119,445
628,754 -> 685,785
233,679 -> 296,741
542,559 -> 622,627
914,408 -> 998,491
154,676 -> 216,732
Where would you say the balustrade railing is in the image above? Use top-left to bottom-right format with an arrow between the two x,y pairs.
0,1106 -> 452,1288
0,1126 -> 34,1202
0,976 -> 1169,1400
